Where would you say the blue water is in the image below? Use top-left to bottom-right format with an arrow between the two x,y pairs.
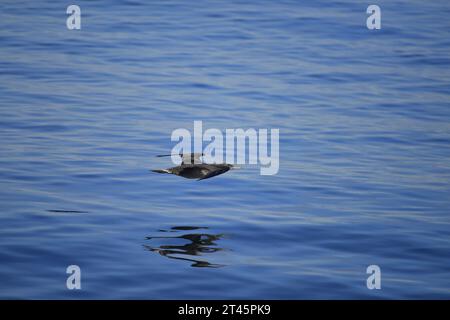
1,0 -> 450,299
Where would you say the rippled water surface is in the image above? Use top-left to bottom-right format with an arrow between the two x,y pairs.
1,0 -> 450,299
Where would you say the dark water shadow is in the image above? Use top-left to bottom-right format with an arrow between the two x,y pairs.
144,226 -> 225,268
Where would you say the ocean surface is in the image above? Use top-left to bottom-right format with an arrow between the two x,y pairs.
1,0 -> 450,299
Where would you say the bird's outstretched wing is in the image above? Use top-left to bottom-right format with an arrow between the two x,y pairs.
156,153 -> 203,164
151,169 -> 170,174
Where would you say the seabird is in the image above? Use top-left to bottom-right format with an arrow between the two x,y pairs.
151,153 -> 236,180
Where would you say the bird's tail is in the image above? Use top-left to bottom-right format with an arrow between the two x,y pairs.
151,169 -> 171,174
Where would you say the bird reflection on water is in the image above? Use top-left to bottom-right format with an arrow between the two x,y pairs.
144,226 -> 225,268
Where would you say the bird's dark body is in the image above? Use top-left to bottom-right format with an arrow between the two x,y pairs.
152,163 -> 233,180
